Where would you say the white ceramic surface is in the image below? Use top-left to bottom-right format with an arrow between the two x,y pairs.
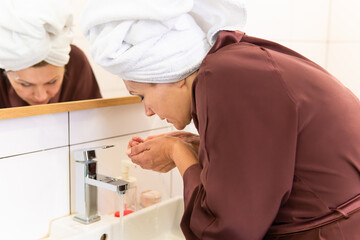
246,0 -> 330,41
0,112 -> 68,158
0,147 -> 70,240
330,0 -> 360,41
246,0 -> 293,41
69,103 -> 169,145
291,0 -> 330,41
46,196 -> 185,240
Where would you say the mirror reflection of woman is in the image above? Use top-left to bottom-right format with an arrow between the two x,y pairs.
0,0 -> 101,108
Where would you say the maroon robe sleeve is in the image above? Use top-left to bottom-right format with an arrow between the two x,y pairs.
0,70 -> 12,108
181,36 -> 298,239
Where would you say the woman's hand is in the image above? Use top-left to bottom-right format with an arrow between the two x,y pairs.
145,131 -> 200,154
126,135 -> 198,176
126,136 -> 176,172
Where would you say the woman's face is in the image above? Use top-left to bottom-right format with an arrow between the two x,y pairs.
6,64 -> 65,105
124,78 -> 194,130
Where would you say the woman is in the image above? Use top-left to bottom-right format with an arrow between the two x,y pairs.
81,0 -> 360,239
0,0 -> 101,108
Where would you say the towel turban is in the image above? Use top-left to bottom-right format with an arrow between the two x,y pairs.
0,0 -> 74,71
81,0 -> 247,83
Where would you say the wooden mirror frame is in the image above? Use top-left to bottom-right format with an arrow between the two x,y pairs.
0,96 -> 141,120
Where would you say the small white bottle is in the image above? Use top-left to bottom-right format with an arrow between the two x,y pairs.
118,159 -> 138,212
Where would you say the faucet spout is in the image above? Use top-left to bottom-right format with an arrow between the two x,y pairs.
86,174 -> 128,194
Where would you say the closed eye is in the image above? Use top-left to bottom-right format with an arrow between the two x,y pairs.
129,91 -> 144,101
46,79 -> 57,85
20,82 -> 32,87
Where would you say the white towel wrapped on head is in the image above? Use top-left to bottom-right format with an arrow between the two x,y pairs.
0,0 -> 74,71
81,0 -> 247,83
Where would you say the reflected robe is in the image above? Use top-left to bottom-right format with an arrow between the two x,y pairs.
0,45 -> 101,108
181,31 -> 360,239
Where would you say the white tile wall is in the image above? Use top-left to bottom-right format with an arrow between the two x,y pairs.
286,42 -> 328,68
0,112 -> 68,158
69,103 -> 169,145
244,0 -> 329,73
329,0 -> 360,41
291,0 -> 330,41
245,0 -> 293,41
327,42 -> 360,97
246,0 -> 329,42
326,0 -> 360,97
0,147 -> 70,240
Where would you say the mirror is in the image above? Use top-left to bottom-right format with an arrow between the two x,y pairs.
0,0 -> 130,110
70,0 -> 130,99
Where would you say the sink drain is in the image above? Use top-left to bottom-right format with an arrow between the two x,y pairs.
100,233 -> 108,240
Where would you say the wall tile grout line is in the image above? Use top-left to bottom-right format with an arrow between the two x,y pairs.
67,111 -> 72,214
0,126 -> 171,160
69,126 -> 172,147
325,0 -> 333,69
0,145 -> 70,160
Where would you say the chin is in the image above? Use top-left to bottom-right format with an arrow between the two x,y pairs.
172,122 -> 184,130
174,125 -> 185,130
174,121 -> 191,130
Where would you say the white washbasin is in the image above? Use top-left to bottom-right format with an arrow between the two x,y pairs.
45,196 -> 185,240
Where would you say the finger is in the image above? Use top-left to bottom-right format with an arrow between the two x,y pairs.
130,152 -> 152,169
132,136 -> 144,143
130,141 -> 141,147
128,144 -> 150,157
128,136 -> 145,148
133,141 -> 141,146
144,133 -> 165,141
128,140 -> 138,148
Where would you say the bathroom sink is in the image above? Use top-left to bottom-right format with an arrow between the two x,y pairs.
45,196 -> 185,240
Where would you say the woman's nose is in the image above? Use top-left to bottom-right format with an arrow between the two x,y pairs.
33,87 -> 48,101
144,104 -> 155,117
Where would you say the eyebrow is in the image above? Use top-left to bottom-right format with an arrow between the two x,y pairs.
15,76 -> 60,85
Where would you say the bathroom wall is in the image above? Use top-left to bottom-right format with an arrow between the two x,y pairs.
0,103 -> 184,240
245,0 -> 360,97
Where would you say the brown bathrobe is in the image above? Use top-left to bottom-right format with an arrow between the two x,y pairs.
181,31 -> 360,239
0,45 -> 101,108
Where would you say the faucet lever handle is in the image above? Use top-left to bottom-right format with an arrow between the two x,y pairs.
74,145 -> 114,162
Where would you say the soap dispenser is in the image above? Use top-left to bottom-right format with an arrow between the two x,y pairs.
118,159 -> 138,211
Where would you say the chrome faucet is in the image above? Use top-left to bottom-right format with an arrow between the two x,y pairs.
73,145 -> 129,224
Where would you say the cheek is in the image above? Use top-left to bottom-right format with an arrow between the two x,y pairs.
47,83 -> 62,95
13,86 -> 32,98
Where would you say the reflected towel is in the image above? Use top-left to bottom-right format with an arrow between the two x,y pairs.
0,0 -> 74,71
